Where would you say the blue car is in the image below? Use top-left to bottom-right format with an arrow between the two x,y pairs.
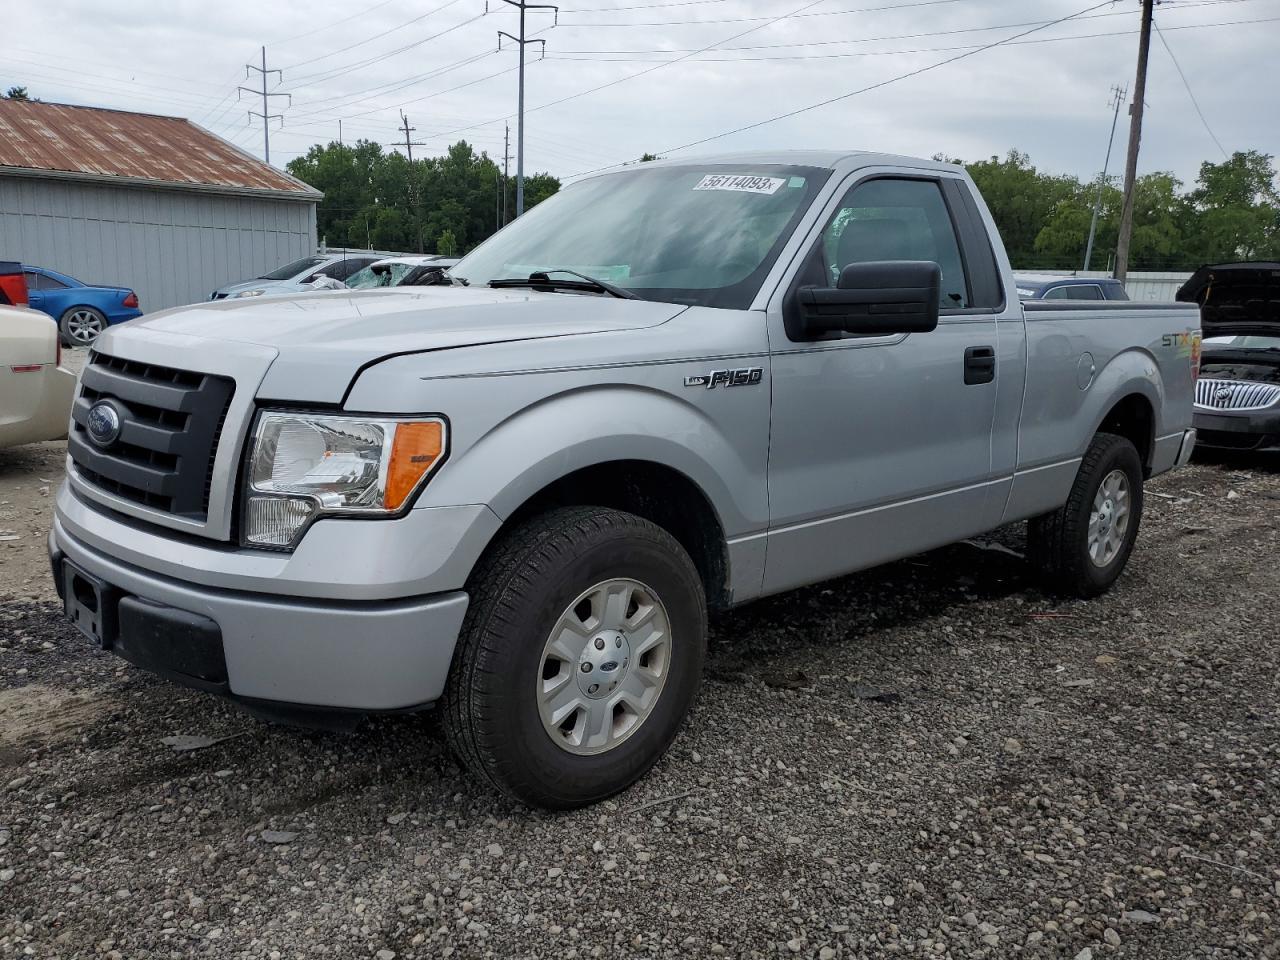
22,265 -> 142,347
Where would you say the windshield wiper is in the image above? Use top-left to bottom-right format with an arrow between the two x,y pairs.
489,269 -> 639,300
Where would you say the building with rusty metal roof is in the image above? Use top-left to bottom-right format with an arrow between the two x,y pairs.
0,99 -> 322,313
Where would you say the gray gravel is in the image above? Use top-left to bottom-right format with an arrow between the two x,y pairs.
2,455 -> 1278,958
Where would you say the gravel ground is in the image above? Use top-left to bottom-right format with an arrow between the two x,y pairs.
1,444 -> 1278,959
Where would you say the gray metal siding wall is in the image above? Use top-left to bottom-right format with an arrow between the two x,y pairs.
0,176 -> 317,313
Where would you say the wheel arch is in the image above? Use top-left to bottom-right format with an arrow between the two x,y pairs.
1096,392 -> 1156,474
498,458 -> 732,610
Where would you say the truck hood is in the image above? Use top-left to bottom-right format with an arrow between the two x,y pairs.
100,286 -> 687,403
1177,261 -> 1280,338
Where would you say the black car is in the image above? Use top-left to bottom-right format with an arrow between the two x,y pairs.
1013,273 -> 1130,301
1177,261 -> 1280,452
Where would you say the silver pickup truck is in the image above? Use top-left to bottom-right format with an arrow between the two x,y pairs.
49,151 -> 1200,808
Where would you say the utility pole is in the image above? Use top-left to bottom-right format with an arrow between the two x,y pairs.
1114,0 -> 1155,282
1083,83 -> 1127,273
502,123 -> 511,225
399,111 -> 423,164
239,47 -> 290,165
492,0 -> 557,217
397,111 -> 426,251
338,119 -> 343,147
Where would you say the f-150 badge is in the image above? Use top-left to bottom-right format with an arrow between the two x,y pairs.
685,367 -> 764,389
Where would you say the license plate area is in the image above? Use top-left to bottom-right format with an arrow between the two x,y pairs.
62,560 -> 117,648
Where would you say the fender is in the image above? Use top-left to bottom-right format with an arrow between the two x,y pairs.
1081,346 -> 1165,457
416,381 -> 764,538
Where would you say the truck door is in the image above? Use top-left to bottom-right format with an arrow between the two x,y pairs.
762,172 -> 1008,594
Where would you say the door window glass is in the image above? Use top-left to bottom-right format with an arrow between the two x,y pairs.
821,178 -> 970,309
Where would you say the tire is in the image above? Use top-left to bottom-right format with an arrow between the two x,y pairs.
443,506 -> 707,809
1028,432 -> 1144,598
60,306 -> 107,347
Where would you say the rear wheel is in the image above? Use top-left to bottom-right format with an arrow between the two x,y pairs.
443,506 -> 707,809
60,307 -> 106,347
1028,432 -> 1144,598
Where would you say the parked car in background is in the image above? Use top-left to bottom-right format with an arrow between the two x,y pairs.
0,303 -> 76,448
211,254 -> 382,301
0,261 -> 28,307
1177,261 -> 1280,452
50,150 -> 1199,809
345,256 -> 461,290
23,265 -> 141,347
1014,273 -> 1130,301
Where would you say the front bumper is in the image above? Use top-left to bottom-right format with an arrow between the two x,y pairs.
1193,408 -> 1280,452
50,517 -> 470,713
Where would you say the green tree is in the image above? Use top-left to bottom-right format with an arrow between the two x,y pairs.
1186,151 -> 1280,262
285,140 -> 560,254
4,86 -> 31,101
437,229 -> 458,256
963,150 -> 1080,267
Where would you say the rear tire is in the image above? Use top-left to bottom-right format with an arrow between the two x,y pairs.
443,506 -> 707,809
1028,432 -> 1144,598
59,306 -> 107,347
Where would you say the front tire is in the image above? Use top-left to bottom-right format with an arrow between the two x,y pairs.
443,506 -> 707,809
60,306 -> 107,347
1028,432 -> 1144,598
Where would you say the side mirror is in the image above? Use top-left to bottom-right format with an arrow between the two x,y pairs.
797,260 -> 941,337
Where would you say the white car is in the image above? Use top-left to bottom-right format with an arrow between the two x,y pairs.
345,256 -> 460,290
0,304 -> 76,448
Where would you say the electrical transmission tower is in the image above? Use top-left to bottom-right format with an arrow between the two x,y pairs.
239,47 -> 290,165
491,0 -> 558,217
1083,83 -> 1127,273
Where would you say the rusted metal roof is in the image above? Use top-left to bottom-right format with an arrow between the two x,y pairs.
0,100 -> 320,200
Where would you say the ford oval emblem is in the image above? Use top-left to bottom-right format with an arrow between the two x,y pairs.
86,401 -> 123,448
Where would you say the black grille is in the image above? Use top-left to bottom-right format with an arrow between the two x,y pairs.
69,353 -> 235,521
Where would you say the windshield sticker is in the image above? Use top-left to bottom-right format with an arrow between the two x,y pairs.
693,174 -> 786,195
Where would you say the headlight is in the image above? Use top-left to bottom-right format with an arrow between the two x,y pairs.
234,289 -> 267,298
244,412 -> 446,548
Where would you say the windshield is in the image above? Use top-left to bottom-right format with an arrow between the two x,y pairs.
260,256 -> 326,281
345,262 -> 422,289
451,164 -> 829,309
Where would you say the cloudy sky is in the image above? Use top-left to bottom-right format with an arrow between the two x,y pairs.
9,0 -> 1278,186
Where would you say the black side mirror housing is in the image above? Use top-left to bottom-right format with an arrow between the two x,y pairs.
797,260 -> 941,337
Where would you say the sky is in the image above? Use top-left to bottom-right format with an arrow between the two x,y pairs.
8,0 -> 1279,187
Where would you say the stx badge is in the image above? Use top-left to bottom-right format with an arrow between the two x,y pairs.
685,367 -> 764,389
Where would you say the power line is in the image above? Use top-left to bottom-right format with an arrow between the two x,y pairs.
281,0 -> 469,72
286,12 -> 486,87
268,0 -> 402,48
575,0 -> 1120,174
556,0 -> 969,27
1154,21 -> 1229,158
543,14 -> 1280,64
559,0 -> 733,10
546,0 -> 1267,55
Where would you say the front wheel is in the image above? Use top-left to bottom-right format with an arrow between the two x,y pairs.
443,506 -> 707,809
1028,432 -> 1145,598
60,306 -> 107,347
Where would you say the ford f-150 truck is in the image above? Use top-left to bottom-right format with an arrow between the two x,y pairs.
49,151 -> 1201,808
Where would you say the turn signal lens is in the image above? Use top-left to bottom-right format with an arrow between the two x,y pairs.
385,421 -> 445,510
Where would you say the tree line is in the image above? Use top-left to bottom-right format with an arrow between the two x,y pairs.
285,140 -> 559,256
286,138 -> 1279,271
944,149 -> 1280,272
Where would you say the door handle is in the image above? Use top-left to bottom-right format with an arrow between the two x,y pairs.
963,345 -> 996,385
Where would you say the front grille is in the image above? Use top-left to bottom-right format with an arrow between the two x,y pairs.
1194,378 -> 1280,412
69,353 -> 235,521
